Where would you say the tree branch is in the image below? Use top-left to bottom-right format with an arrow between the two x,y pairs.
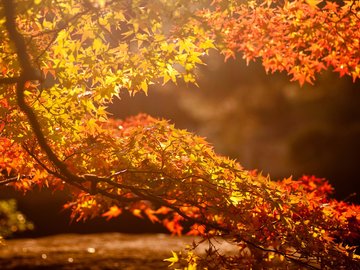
0,175 -> 34,186
3,0 -> 84,184
0,176 -> 19,186
89,173 -> 321,269
0,77 -> 21,84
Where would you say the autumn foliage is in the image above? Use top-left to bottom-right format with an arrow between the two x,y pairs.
0,0 -> 359,269
209,0 -> 360,85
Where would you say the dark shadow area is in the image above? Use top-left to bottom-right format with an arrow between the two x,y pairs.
0,188 -> 167,238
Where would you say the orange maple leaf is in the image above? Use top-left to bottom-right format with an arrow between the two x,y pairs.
187,224 -> 206,236
102,205 -> 122,220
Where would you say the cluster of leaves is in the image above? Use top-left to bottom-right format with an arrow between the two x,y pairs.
0,199 -> 34,243
0,0 -> 215,181
207,0 -> 360,85
0,0 -> 359,269
0,0 -> 215,191
165,174 -> 360,269
67,117 -> 360,269
3,112 -> 360,269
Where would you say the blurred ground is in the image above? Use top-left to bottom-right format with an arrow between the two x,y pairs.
0,233 -> 197,270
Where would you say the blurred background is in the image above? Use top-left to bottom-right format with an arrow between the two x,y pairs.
1,51 -> 359,238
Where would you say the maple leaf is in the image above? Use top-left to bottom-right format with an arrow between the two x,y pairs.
305,0 -> 323,8
187,224 -> 206,236
324,1 -> 339,11
101,205 -> 122,220
163,218 -> 184,236
132,208 -> 143,218
164,251 -> 179,267
144,209 -> 159,223
334,64 -> 349,77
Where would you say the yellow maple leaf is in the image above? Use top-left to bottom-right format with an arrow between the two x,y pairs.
164,251 -> 179,266
92,38 -> 103,54
140,80 -> 148,94
305,0 -> 323,8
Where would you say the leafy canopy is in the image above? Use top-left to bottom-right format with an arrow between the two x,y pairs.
0,0 -> 359,269
209,0 -> 360,85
